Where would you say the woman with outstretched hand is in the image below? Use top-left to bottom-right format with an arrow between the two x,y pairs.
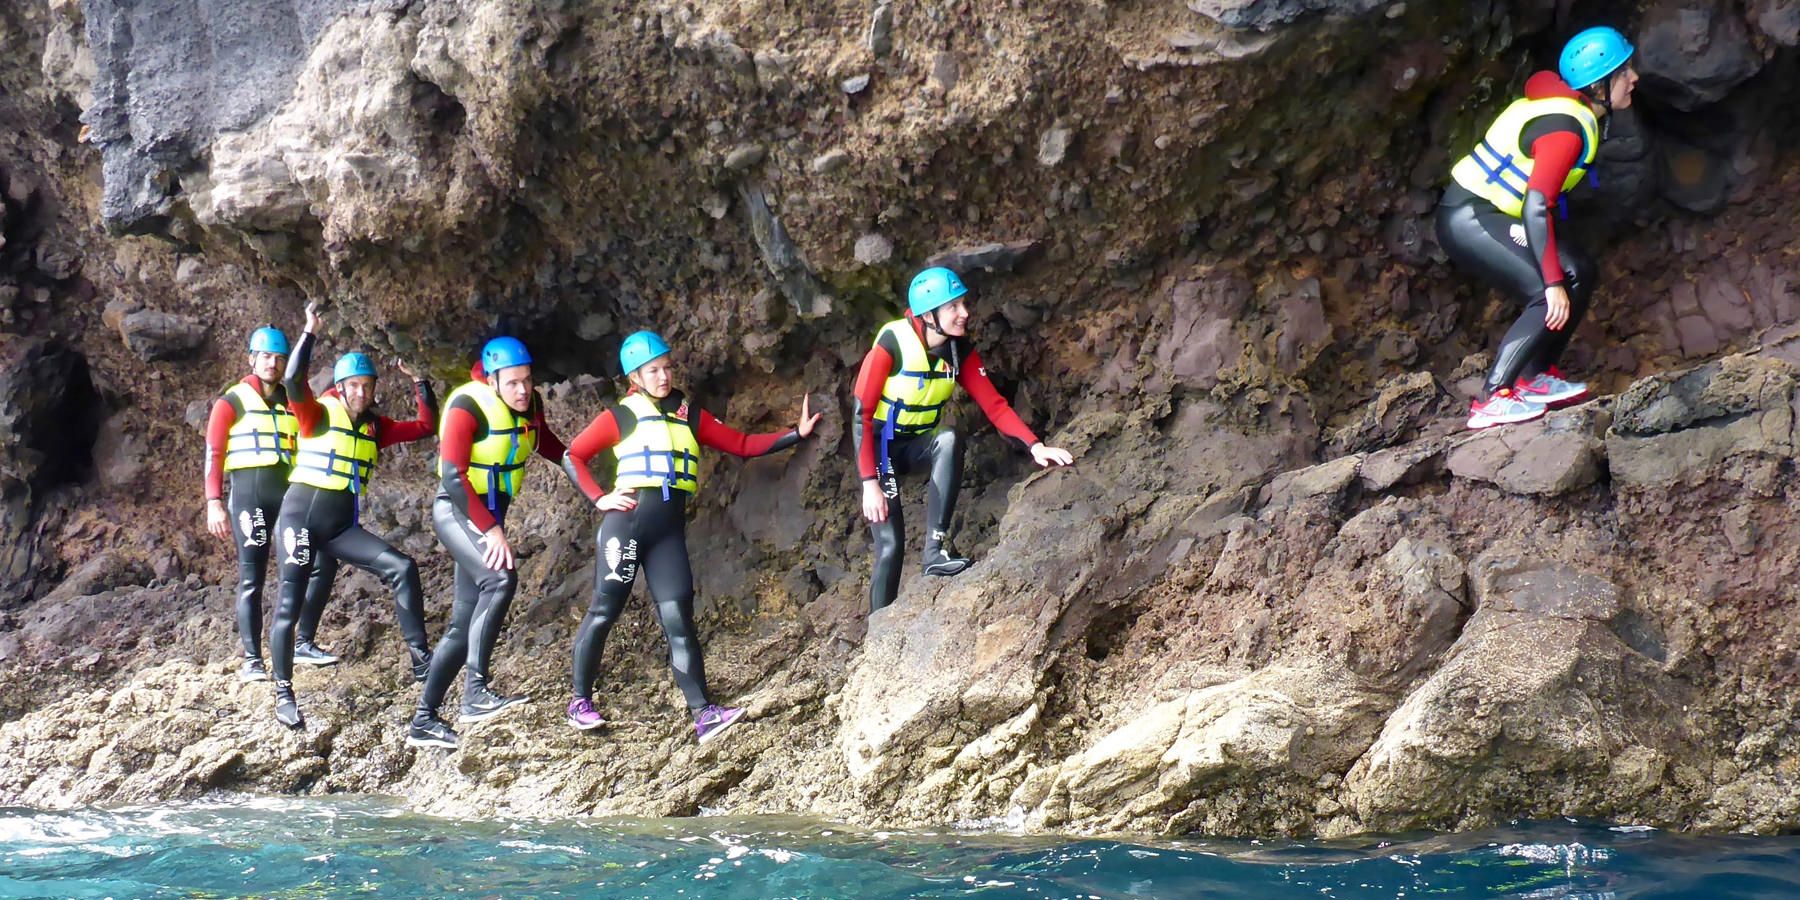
560,330 -> 820,744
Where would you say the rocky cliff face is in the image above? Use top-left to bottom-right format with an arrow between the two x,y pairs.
1,0 -> 1798,837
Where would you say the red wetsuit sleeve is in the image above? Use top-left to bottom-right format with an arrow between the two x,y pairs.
853,343 -> 898,480
564,409 -> 623,503
694,410 -> 788,457
957,348 -> 1040,449
1525,131 -> 1583,287
374,380 -> 437,448
438,405 -> 495,532
204,396 -> 237,500
534,408 -> 567,462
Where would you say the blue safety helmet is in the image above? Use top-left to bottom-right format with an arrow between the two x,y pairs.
333,351 -> 377,384
619,330 -> 671,376
481,336 -> 532,375
1560,26 -> 1634,91
247,326 -> 290,356
907,266 -> 968,317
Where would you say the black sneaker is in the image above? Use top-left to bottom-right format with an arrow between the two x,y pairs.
922,545 -> 971,577
273,681 -> 303,729
460,682 -> 528,724
406,716 -> 459,750
292,640 -> 340,666
240,657 -> 270,683
410,650 -> 433,684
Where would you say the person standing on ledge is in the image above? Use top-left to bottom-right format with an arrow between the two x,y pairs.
267,303 -> 438,729
1440,26 -> 1638,429
408,337 -> 569,751
851,266 -> 1074,613
560,330 -> 820,743
203,325 -> 342,682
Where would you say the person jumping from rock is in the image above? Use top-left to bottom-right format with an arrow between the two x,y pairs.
267,302 -> 438,729
203,325 -> 341,683
1440,26 -> 1638,429
561,330 -> 819,742
408,337 -> 569,750
852,266 -> 1074,612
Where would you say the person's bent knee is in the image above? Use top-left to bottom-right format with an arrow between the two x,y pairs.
477,567 -> 517,595
372,549 -> 418,582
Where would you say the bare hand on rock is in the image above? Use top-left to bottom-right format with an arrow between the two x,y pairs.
1030,442 -> 1074,467
796,394 -> 822,437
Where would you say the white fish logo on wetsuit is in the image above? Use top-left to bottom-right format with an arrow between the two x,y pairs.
1509,223 -> 1528,248
283,527 -> 311,567
602,536 -> 638,583
239,511 -> 254,547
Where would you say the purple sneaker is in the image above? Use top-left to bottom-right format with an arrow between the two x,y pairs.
566,697 -> 605,731
694,704 -> 745,744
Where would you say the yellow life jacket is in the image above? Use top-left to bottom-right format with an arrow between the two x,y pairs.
438,381 -> 537,503
222,381 -> 296,471
289,395 -> 378,494
872,318 -> 956,438
612,392 -> 702,496
1449,95 -> 1600,218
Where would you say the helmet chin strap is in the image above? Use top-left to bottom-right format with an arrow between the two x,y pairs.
920,307 -> 948,336
918,308 -> 961,376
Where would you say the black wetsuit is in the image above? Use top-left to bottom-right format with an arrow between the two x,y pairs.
851,426 -> 963,613
226,465 -> 339,660
1438,185 -> 1597,395
570,490 -> 711,708
414,490 -> 519,719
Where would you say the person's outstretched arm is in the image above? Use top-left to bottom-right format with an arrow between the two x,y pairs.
958,347 -> 1074,467
284,330 -> 325,437
373,365 -> 436,447
956,347 -> 1039,450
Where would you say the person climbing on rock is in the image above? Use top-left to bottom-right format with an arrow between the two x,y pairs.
1439,25 -> 1638,430
203,324 -> 342,683
407,337 -> 569,750
852,266 -> 1074,613
560,330 -> 820,742
267,302 -> 438,729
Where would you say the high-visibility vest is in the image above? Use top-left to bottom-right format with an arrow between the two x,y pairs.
1449,95 -> 1599,218
222,382 -> 296,471
288,395 -> 377,494
612,392 -> 702,496
438,381 -> 536,506
871,318 -> 956,438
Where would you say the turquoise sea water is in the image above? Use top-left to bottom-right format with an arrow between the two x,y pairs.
2,798 -> 1798,899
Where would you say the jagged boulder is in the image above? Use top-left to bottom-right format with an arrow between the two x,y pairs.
1606,353 -> 1798,488
1339,551 -> 1697,833
1446,406 -> 1608,496
1021,666 -> 1390,836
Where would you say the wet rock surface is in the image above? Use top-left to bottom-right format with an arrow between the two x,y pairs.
0,0 -> 1796,840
